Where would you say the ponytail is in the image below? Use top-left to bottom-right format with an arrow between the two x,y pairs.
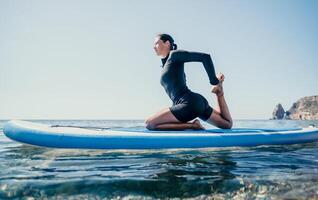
172,43 -> 178,50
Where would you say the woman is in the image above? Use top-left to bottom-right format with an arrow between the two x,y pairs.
145,34 -> 232,130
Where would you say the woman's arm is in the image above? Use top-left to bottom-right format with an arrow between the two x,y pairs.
170,50 -> 219,85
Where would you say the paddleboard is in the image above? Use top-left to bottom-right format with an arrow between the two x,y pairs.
3,120 -> 318,149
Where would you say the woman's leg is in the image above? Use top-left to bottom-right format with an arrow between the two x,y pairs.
145,107 -> 204,131
206,74 -> 233,129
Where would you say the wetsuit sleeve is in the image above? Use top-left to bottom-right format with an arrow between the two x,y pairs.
170,50 -> 219,85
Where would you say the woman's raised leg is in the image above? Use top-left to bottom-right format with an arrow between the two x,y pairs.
206,74 -> 233,129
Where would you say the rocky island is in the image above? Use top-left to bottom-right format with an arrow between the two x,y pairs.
272,96 -> 318,120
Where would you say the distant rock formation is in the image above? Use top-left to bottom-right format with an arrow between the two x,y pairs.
272,96 -> 318,120
272,103 -> 285,119
285,96 -> 318,120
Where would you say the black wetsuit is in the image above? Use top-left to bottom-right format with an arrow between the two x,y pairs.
160,50 -> 219,122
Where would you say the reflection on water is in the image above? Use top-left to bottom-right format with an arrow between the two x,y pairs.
0,120 -> 318,199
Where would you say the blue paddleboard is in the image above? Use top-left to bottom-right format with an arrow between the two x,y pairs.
3,120 -> 318,149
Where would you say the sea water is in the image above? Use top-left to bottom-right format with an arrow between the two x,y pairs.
0,120 -> 318,199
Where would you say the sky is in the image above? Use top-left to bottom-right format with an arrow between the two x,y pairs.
0,0 -> 317,120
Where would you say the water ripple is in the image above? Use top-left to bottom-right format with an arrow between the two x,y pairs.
1,120 -> 318,199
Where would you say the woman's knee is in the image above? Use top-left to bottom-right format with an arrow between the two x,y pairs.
206,112 -> 233,129
223,121 -> 233,129
145,119 -> 156,130
216,119 -> 232,129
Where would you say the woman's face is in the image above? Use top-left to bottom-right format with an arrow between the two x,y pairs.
153,37 -> 170,57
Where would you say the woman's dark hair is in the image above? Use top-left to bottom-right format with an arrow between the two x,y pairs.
157,33 -> 178,50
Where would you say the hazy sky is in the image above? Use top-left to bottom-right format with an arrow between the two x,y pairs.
1,0 -> 317,120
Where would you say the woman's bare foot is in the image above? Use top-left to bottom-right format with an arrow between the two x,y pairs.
212,73 -> 225,97
193,119 -> 205,130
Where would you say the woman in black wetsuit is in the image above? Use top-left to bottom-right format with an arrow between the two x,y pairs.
145,34 -> 233,130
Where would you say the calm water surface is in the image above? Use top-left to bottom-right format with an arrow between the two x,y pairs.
1,120 -> 318,199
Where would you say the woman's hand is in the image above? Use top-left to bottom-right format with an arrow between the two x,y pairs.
217,73 -> 225,82
211,73 -> 225,97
